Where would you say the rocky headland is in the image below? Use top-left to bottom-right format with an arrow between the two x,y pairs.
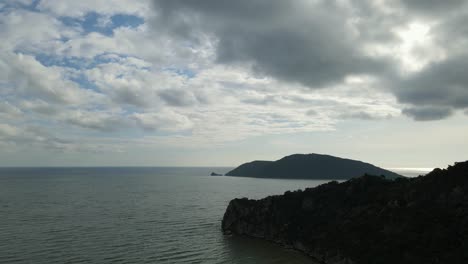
222,161 -> 468,263
226,153 -> 402,180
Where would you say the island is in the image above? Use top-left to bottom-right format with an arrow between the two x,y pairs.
226,153 -> 402,179
222,160 -> 468,263
210,172 -> 223,176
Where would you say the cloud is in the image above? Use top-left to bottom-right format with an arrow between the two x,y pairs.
2,0 -> 468,159
432,12 -> 468,56
84,58 -> 188,108
399,0 -> 467,16
395,55 -> 468,111
152,0 -> 395,88
0,101 -> 22,118
0,123 -> 124,153
0,123 -> 68,150
151,0 -> 468,120
158,89 -> 199,107
0,53 -> 99,105
132,110 -> 193,132
338,111 -> 391,121
390,2 -> 468,120
62,110 -> 128,132
402,106 -> 453,121
0,124 -> 19,137
37,0 -> 151,17
20,100 -> 58,115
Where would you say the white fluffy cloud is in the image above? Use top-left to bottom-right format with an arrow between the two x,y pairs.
0,53 -> 100,104
133,110 -> 193,132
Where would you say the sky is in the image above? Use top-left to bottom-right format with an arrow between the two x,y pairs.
0,0 -> 467,168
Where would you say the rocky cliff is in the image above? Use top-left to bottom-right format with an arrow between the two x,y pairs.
222,161 -> 468,264
226,153 -> 402,180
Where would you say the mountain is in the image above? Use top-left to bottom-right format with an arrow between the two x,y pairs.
222,161 -> 468,264
226,153 -> 402,179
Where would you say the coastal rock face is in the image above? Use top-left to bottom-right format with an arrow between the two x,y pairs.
225,153 -> 402,180
222,161 -> 468,264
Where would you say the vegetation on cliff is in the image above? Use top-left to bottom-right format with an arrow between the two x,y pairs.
222,161 -> 468,263
226,153 -> 402,180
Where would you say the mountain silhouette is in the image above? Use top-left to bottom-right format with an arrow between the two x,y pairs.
226,153 -> 402,179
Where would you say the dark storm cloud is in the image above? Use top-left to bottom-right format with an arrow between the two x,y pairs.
394,0 -> 468,120
152,0 -> 394,88
396,55 -> 468,110
399,0 -> 467,15
402,106 -> 453,121
152,0 -> 468,121
431,12 -> 468,55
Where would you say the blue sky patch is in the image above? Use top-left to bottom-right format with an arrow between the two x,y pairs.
69,73 -> 100,92
0,0 -> 40,12
59,12 -> 144,36
112,14 -> 144,29
35,53 -> 89,69
34,52 -> 141,69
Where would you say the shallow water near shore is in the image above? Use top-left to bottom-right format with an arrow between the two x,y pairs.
0,167 -> 422,263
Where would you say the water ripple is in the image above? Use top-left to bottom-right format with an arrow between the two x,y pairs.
0,169 -> 323,264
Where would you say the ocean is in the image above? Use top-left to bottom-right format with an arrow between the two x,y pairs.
0,167 -> 426,264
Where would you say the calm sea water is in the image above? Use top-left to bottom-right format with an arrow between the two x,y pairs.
0,167 -> 425,264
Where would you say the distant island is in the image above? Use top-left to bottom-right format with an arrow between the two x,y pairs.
226,153 -> 402,179
210,172 -> 223,176
222,161 -> 468,263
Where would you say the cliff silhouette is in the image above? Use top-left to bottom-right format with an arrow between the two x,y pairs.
222,161 -> 468,264
226,153 -> 402,179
